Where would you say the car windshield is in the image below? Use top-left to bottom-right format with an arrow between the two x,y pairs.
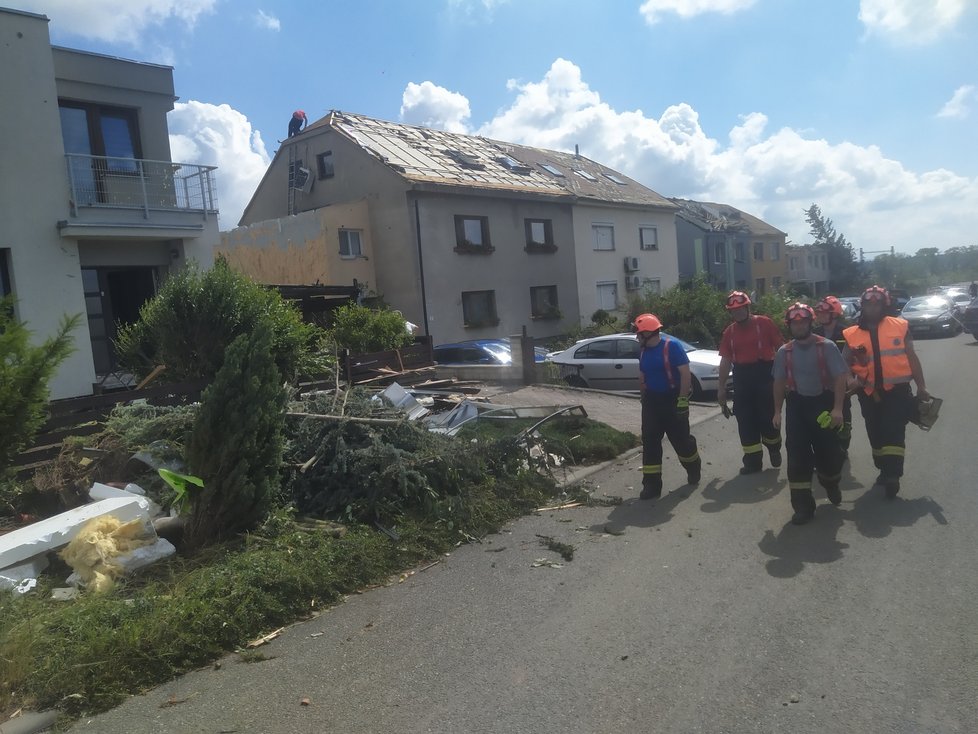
661,332 -> 696,353
903,297 -> 949,312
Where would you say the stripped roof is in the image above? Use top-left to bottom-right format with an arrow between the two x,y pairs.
303,111 -> 675,209
672,198 -> 785,237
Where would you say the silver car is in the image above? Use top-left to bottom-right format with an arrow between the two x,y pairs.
548,332 -> 721,396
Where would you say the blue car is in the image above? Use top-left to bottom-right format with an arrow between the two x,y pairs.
433,339 -> 548,365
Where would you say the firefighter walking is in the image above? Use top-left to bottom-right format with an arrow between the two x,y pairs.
772,303 -> 849,525
843,286 -> 929,498
813,295 -> 853,454
717,291 -> 784,474
635,313 -> 702,500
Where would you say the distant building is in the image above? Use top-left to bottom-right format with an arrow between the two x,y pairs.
786,244 -> 830,296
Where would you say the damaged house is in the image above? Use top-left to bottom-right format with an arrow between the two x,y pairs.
236,111 -> 680,343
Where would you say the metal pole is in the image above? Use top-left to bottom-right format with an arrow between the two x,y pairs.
414,198 -> 431,336
204,169 -> 214,221
138,159 -> 150,219
65,155 -> 77,216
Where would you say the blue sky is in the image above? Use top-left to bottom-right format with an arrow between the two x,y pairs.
16,0 -> 978,254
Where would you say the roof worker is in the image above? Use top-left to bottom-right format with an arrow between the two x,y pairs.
288,110 -> 307,138
635,313 -> 701,500
717,291 -> 784,475
813,295 -> 854,456
772,303 -> 849,525
842,285 -> 929,499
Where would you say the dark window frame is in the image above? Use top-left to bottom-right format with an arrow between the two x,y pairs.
461,289 -> 499,328
524,218 -> 557,253
338,229 -> 362,258
753,241 -> 764,261
316,151 -> 334,179
530,285 -> 560,320
714,241 -> 727,264
639,226 -> 658,251
454,215 -> 494,254
0,248 -> 12,298
59,99 -> 143,173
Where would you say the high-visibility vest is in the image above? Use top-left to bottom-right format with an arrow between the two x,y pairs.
843,317 -> 912,395
784,336 -> 830,393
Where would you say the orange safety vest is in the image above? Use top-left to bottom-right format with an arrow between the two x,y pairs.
784,336 -> 830,393
843,317 -> 912,395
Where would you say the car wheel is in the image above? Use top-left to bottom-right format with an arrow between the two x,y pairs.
565,375 -> 588,389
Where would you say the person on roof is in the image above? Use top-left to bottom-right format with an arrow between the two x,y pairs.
842,285 -> 929,499
772,303 -> 848,525
635,313 -> 702,500
717,290 -> 784,474
288,110 -> 307,138
813,295 -> 853,455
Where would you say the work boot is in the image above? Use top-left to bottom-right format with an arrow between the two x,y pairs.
769,448 -> 783,468
872,472 -> 885,489
740,455 -> 763,475
790,488 -> 816,525
640,476 -> 662,500
686,463 -> 701,486
824,481 -> 842,506
884,479 -> 900,499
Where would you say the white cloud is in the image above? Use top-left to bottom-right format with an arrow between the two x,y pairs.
639,0 -> 758,24
859,0 -> 967,43
254,9 -> 281,31
412,59 -> 978,253
400,81 -> 472,134
15,0 -> 217,45
167,101 -> 271,229
937,85 -> 977,119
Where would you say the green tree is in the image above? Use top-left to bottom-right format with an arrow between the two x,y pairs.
183,325 -> 288,548
115,258 -> 323,383
805,204 -> 860,293
330,303 -> 413,354
0,300 -> 80,476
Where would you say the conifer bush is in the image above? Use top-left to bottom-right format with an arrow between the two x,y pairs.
182,325 -> 288,548
330,303 -> 414,354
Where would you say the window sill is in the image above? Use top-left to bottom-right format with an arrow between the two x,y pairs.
525,243 -> 558,254
464,319 -> 500,329
640,247 -> 659,252
531,312 -> 561,321
454,245 -> 495,255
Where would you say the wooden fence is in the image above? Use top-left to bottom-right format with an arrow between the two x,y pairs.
342,336 -> 435,386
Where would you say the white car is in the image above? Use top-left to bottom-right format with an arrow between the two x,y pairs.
548,332 -> 721,396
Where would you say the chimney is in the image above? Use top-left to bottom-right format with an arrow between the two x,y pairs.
574,144 -> 580,158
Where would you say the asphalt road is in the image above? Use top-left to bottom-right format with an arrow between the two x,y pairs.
72,333 -> 978,734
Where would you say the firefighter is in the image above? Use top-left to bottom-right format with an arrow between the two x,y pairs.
813,295 -> 853,454
772,303 -> 848,525
842,285 -> 929,499
635,313 -> 702,500
717,291 -> 784,474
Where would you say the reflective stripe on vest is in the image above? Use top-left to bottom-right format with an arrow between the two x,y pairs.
784,336 -> 829,392
843,318 -> 913,394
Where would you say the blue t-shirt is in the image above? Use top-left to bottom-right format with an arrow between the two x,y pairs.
639,338 -> 690,393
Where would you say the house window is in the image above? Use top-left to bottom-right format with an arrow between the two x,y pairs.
462,290 -> 498,327
1,249 -> 11,298
339,229 -> 362,258
772,276 -> 782,290
540,163 -> 564,177
734,242 -> 746,262
59,102 -> 141,173
603,173 -> 627,185
771,242 -> 780,260
596,281 -> 619,311
530,285 -> 559,319
753,242 -> 764,261
640,226 -> 658,251
755,278 -> 766,296
790,257 -> 798,270
316,151 -> 334,179
454,215 -> 493,253
593,224 -> 615,251
524,219 -> 555,251
573,169 -> 597,181
714,242 -> 726,264
643,278 -> 661,295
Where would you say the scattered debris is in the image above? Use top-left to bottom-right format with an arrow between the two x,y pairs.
531,558 -> 564,569
246,627 -> 285,649
484,546 -> 507,553
536,501 -> 582,512
300,697 -> 312,707
604,524 -> 626,536
0,554 -> 49,594
51,586 -> 80,601
536,534 -> 575,562
160,692 -> 198,708
309,632 -> 324,638
789,693 -> 800,703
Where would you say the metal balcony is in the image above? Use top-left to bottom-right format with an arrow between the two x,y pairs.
64,154 -> 218,220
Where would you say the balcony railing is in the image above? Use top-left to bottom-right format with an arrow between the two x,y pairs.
65,154 -> 218,219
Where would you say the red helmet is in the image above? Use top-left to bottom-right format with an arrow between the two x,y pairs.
861,285 -> 890,307
633,313 -> 663,333
785,302 -> 815,324
815,295 -> 843,317
725,290 -> 752,310
292,110 -> 307,120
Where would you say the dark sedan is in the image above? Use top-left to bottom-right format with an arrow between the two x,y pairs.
900,296 -> 962,338
962,298 -> 978,339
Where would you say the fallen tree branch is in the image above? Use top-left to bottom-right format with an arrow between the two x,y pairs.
285,413 -> 403,425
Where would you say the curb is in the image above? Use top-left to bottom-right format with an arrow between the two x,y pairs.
0,711 -> 59,734
555,405 -> 722,489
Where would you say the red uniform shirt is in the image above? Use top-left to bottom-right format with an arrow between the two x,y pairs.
719,315 -> 783,364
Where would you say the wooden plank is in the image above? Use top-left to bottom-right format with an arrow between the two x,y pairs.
36,422 -> 103,446
43,408 -> 112,431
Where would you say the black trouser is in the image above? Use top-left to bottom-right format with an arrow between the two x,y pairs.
732,362 -> 782,469
785,391 -> 845,514
641,390 -> 700,489
857,383 -> 912,481
839,392 -> 853,452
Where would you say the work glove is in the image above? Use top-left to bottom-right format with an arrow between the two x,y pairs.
677,395 -> 690,413
720,402 -> 732,419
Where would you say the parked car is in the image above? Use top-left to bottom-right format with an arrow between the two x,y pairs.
837,297 -> 861,320
899,295 -> 962,338
547,332 -> 721,396
889,288 -> 912,312
433,339 -> 547,365
944,290 -> 972,314
961,298 -> 978,340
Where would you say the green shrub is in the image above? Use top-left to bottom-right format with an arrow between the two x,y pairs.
0,299 -> 79,477
114,258 -> 324,382
183,325 -> 288,548
330,303 -> 414,354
